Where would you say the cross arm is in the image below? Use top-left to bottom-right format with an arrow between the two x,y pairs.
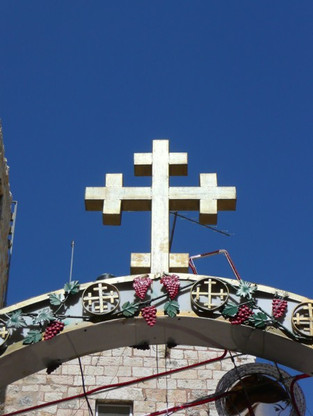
169,173 -> 236,224
85,173 -> 152,225
134,149 -> 188,176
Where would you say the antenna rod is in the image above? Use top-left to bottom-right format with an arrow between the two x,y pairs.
69,240 -> 75,283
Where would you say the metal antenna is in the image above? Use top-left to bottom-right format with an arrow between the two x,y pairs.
69,241 -> 75,283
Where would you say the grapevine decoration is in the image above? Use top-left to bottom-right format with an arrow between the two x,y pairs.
121,273 -> 182,327
235,280 -> 257,299
23,330 -> 42,345
221,282 -> 302,339
272,295 -> 288,319
43,321 -> 65,341
222,281 -> 260,326
164,300 -> 180,318
141,306 -> 157,326
0,280 -> 80,346
0,272 -> 308,349
122,301 -> 139,317
49,280 -> 80,311
6,310 -> 27,329
229,304 -> 253,325
161,274 -> 180,299
133,276 -> 152,299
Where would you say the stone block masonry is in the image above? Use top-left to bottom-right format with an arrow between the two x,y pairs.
1,346 -> 254,416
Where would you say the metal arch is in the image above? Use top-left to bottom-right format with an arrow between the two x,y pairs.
1,273 -> 313,388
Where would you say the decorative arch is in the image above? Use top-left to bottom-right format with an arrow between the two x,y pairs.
1,272 -> 313,387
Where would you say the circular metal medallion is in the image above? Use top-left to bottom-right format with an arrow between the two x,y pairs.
292,302 -> 313,338
0,319 -> 9,346
82,282 -> 120,315
191,278 -> 229,312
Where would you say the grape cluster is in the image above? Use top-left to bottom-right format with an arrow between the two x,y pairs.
160,274 -> 180,299
141,306 -> 157,327
43,321 -> 65,340
272,298 -> 288,319
133,276 -> 152,299
230,305 -> 253,325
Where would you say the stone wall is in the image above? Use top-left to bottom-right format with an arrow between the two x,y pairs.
2,346 -> 254,416
0,125 -> 12,308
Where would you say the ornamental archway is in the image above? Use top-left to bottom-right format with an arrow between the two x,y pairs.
0,140 -> 311,414
1,272 -> 313,388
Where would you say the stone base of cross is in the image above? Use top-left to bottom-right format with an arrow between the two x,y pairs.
85,140 -> 236,275
130,252 -> 190,274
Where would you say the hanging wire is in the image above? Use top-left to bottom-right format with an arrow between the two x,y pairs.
164,346 -> 169,415
78,357 -> 94,416
170,211 -> 232,237
2,350 -> 229,415
169,211 -> 178,251
229,351 -> 255,416
69,240 -> 75,283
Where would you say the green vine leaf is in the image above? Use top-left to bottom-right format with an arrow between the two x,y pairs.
122,301 -> 139,317
23,330 -> 42,345
236,280 -> 257,299
64,280 -> 80,295
222,303 -> 239,318
48,293 -> 63,306
33,308 -> 55,325
164,300 -> 180,318
6,310 -> 27,328
250,312 -> 269,328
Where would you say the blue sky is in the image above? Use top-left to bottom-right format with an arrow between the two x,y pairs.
1,1 -> 313,412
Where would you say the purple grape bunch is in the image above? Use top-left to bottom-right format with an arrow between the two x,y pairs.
161,274 -> 180,299
230,305 -> 253,325
133,276 -> 152,300
272,298 -> 288,319
44,321 -> 65,340
141,306 -> 157,327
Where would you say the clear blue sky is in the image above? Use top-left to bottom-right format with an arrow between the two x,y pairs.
1,1 -> 313,412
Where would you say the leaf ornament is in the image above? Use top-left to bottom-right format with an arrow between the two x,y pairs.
23,330 -> 42,345
48,293 -> 63,306
33,308 -> 55,325
249,312 -> 269,328
64,280 -> 80,295
6,310 -> 27,328
222,302 -> 239,318
236,280 -> 257,299
164,300 -> 180,317
122,301 -> 139,317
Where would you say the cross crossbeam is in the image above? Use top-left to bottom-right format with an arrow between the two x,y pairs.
85,140 -> 236,274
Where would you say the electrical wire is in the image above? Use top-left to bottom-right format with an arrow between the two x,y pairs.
1,350 -> 228,416
189,249 -> 241,280
169,211 -> 231,237
3,350 -> 306,416
169,211 -> 178,251
143,390 -> 231,416
144,371 -> 310,416
229,351 -> 255,416
290,373 -> 310,416
78,356 -> 94,416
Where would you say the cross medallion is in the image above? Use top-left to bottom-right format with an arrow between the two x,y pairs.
85,140 -> 236,274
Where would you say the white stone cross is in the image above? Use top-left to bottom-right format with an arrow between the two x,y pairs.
85,140 -> 236,274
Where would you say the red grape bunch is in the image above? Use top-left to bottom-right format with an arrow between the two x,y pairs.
160,274 -> 180,299
43,321 -> 65,340
133,276 -> 152,299
230,305 -> 253,325
272,298 -> 288,319
141,306 -> 157,327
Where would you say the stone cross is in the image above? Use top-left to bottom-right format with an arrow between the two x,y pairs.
85,140 -> 236,274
